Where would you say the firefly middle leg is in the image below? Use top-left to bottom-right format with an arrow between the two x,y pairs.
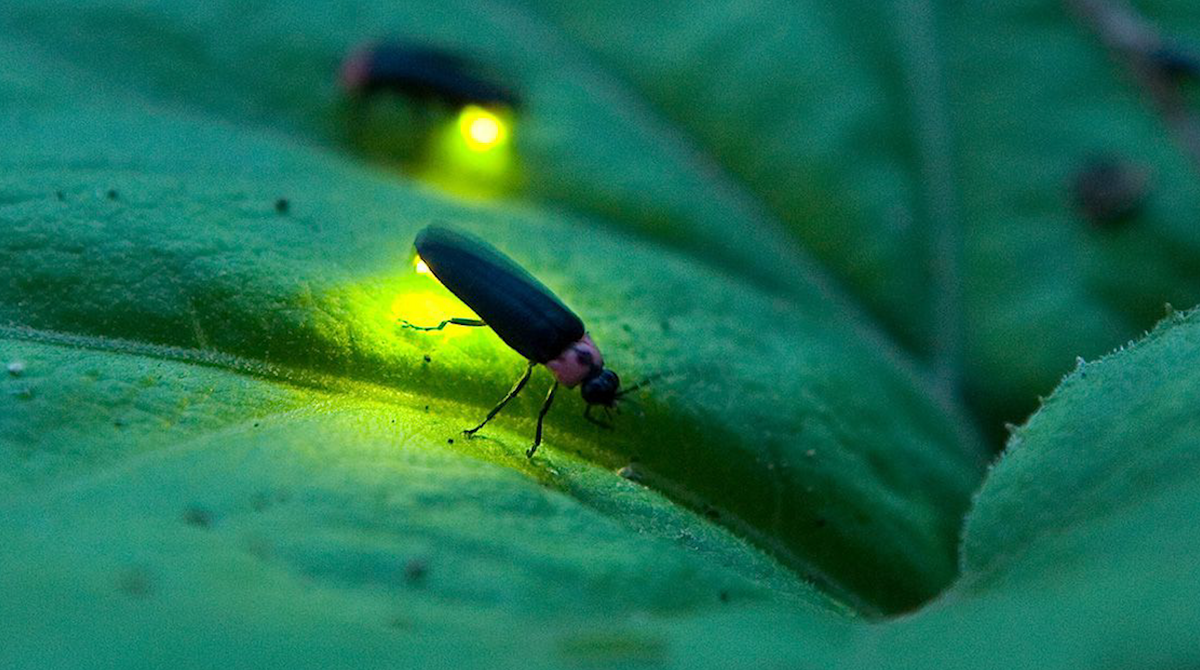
527,382 -> 559,458
464,361 -> 535,437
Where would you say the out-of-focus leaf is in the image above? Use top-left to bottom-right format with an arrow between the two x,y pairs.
517,0 -> 1200,427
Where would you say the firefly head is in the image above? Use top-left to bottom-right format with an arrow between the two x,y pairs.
580,368 -> 621,407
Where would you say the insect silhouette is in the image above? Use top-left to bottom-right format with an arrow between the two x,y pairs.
402,225 -> 635,457
341,43 -> 520,109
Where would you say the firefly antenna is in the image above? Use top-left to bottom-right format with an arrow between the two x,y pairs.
615,373 -> 661,399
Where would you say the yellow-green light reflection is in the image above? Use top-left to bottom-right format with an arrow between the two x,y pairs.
387,253 -> 479,341
416,105 -> 518,199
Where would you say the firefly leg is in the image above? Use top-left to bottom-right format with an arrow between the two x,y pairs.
583,405 -> 613,429
463,361 -> 535,437
400,317 -> 488,331
527,382 -> 559,458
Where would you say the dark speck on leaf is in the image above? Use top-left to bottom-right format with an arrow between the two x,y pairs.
1151,43 -> 1200,80
703,505 -> 720,520
106,189 -> 119,201
1073,156 -> 1149,227
404,558 -> 428,584
719,591 -> 730,603
423,354 -> 432,363
253,422 -> 260,428
54,190 -> 64,201
251,490 -> 284,512
117,567 -> 154,599
617,462 -> 643,482
274,198 -> 289,214
113,418 -> 125,428
447,438 -> 455,444
182,506 -> 213,528
424,405 -> 429,412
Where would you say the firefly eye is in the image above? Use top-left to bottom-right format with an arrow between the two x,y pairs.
580,369 -> 620,407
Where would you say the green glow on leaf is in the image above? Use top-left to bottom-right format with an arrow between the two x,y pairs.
417,106 -> 518,200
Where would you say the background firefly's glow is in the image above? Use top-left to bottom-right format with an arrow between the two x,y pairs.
417,105 -> 518,199
457,105 -> 508,152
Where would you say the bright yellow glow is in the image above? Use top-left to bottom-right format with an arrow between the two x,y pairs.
414,256 -> 432,276
417,105 -> 518,199
458,105 -> 508,152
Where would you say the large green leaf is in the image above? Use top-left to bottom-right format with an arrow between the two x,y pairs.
861,308 -> 1200,668
5,1 -> 1200,668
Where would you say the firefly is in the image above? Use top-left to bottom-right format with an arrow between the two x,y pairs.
340,43 -> 520,109
402,225 -> 627,457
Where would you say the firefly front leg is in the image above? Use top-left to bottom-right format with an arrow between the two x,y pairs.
583,405 -> 613,429
399,317 -> 488,331
463,361 -> 535,438
527,382 -> 559,458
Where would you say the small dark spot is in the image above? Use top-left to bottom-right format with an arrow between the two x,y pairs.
617,463 -> 642,482
719,591 -> 730,603
54,190 -> 64,201
251,490 -> 286,512
621,323 -> 633,334
274,198 -> 290,214
253,422 -> 260,428
703,505 -> 720,520
575,350 -> 593,366
106,189 -> 119,201
113,418 -> 125,428
814,517 -> 827,528
182,506 -> 213,528
1151,43 -> 1200,80
404,558 -> 428,584
390,419 -> 395,423
660,319 -> 671,332
1073,156 -> 1149,227
447,438 -> 455,444
424,405 -> 429,412
244,535 -> 273,560
423,354 -> 432,363
116,567 -> 154,599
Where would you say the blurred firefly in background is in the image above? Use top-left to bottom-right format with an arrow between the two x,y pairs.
340,43 -> 519,186
341,43 -> 520,110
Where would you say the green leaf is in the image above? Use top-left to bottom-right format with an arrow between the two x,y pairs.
0,1 -> 985,658
514,0 -> 1200,426
860,308 -> 1200,668
6,1 -> 1200,668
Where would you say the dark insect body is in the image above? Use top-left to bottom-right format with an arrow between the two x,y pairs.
402,225 -> 624,457
341,43 -> 519,109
